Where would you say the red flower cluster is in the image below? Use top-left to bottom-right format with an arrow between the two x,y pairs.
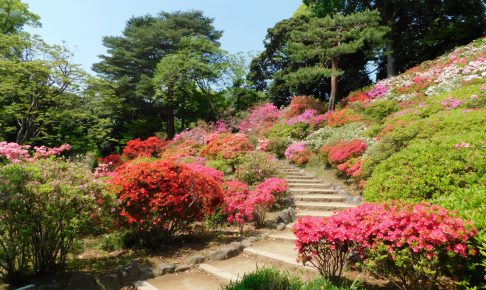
324,109 -> 361,127
200,133 -> 254,160
254,177 -> 288,204
122,136 -> 167,159
159,139 -> 199,160
336,159 -> 363,178
320,139 -> 367,165
110,160 -> 223,238
98,154 -> 123,170
341,92 -> 371,106
294,202 -> 477,284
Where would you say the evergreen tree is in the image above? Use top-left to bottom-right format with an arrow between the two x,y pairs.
287,10 -> 388,111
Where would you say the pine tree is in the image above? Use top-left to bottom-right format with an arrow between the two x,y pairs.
287,10 -> 388,111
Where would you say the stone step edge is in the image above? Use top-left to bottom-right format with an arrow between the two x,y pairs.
199,263 -> 239,282
268,233 -> 297,241
134,280 -> 160,290
243,247 -> 316,272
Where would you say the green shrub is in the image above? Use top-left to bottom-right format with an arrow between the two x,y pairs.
235,151 -> 282,185
267,136 -> 292,159
207,159 -> 232,174
362,99 -> 400,122
305,123 -> 369,151
364,133 -> 485,202
100,232 -> 125,252
361,109 -> 485,178
0,159 -> 102,284
222,267 -> 360,290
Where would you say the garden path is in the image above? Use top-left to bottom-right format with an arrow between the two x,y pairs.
139,162 -> 360,290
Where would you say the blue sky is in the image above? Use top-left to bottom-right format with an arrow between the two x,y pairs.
24,0 -> 301,73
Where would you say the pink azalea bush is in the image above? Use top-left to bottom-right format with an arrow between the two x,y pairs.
223,180 -> 253,233
0,142 -> 71,163
294,202 -> 477,288
320,139 -> 368,165
254,177 -> 288,205
238,103 -> 281,135
286,109 -> 326,126
284,141 -> 312,165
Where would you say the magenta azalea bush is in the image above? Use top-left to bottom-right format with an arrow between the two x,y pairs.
294,202 -> 477,288
238,103 -> 281,135
284,141 -> 311,165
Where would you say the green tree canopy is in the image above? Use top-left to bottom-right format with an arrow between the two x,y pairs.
0,0 -> 40,34
93,11 -> 223,142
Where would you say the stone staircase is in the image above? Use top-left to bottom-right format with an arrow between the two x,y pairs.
141,162 -> 359,290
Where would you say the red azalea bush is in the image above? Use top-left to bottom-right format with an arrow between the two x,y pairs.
336,158 -> 364,178
200,133 -> 254,161
110,160 -> 224,245
294,202 -> 477,288
324,109 -> 362,127
223,180 -> 253,233
320,139 -> 367,165
122,136 -> 167,159
98,154 -> 123,170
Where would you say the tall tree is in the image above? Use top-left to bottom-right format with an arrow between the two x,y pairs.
247,14 -> 372,107
287,10 -> 388,111
0,0 -> 40,34
93,11 -> 222,142
153,36 -> 225,139
303,0 -> 486,77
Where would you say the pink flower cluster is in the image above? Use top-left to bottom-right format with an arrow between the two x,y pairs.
284,142 -> 311,165
224,178 -> 288,230
0,142 -> 31,163
294,202 -> 477,266
441,97 -> 463,110
0,142 -> 71,163
367,82 -> 389,99
256,138 -> 270,151
238,103 -> 281,134
454,142 -> 471,149
185,163 -> 225,183
286,109 -> 326,126
33,144 -> 71,158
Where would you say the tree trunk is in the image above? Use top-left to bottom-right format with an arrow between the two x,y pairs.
386,41 -> 397,77
167,106 -> 175,140
328,57 -> 339,112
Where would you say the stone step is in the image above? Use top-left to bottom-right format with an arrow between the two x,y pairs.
295,201 -> 355,211
268,231 -> 296,241
288,183 -> 331,189
292,194 -> 346,203
146,269 -> 226,290
285,176 -> 317,180
296,210 -> 335,218
289,188 -> 336,194
286,179 -> 324,184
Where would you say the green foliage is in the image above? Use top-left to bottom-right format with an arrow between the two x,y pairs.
364,132 -> 485,202
235,151 -> 282,185
206,159 -> 232,174
0,159 -> 103,284
0,0 -> 41,34
362,100 -> 400,122
223,267 -> 360,290
361,109 -> 485,178
305,123 -> 369,151
266,122 -> 311,158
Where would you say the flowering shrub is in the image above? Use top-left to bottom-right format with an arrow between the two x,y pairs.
284,96 -> 325,119
0,141 -> 31,163
336,158 -> 363,178
0,159 -> 103,283
441,97 -> 464,110
235,151 -> 281,185
284,142 -> 312,166
223,180 -> 253,233
159,139 -> 200,160
367,82 -> 390,99
238,103 -> 281,135
320,139 -> 367,165
324,109 -> 362,127
286,109 -> 326,127
174,120 -> 230,144
294,202 -> 477,288
200,133 -> 254,162
305,123 -> 368,151
254,177 -> 288,205
122,136 -> 167,159
342,92 -> 372,105
110,160 -> 224,245
0,142 -> 71,163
